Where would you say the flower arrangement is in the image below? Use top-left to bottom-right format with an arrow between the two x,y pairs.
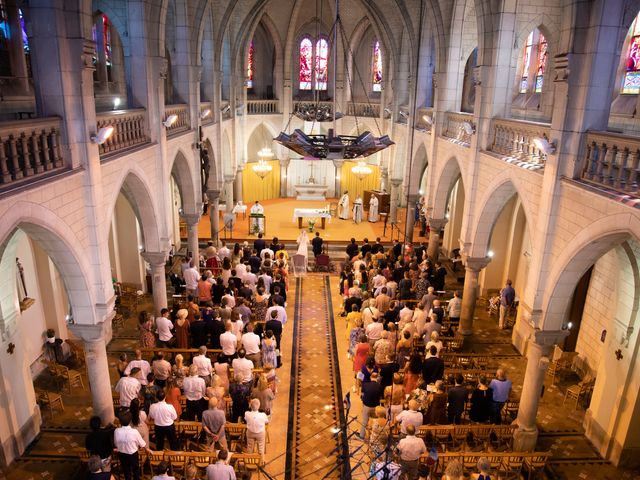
307,219 -> 316,232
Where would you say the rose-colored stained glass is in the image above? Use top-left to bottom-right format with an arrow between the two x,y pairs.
299,37 -> 312,90
534,33 -> 547,93
624,13 -> 640,94
246,40 -> 254,88
315,38 -> 328,90
373,41 -> 382,92
520,31 -> 533,93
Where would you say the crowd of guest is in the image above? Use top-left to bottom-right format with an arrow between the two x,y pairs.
339,237 -> 514,479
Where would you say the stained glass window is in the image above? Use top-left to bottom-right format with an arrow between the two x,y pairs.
534,33 -> 547,93
18,9 -> 28,53
520,31 -> 534,93
315,38 -> 328,90
246,40 -> 254,88
623,13 -> 640,94
373,40 -> 382,92
299,37 -> 312,90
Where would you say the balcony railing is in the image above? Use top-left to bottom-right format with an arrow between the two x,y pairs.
292,101 -> 334,117
442,112 -> 475,146
347,102 -> 380,118
0,117 -> 65,189
488,117 -> 550,168
96,109 -> 148,157
581,131 -> 640,194
200,102 -> 213,124
164,104 -> 190,136
247,100 -> 279,115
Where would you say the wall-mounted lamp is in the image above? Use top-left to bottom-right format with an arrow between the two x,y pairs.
163,114 -> 178,128
200,109 -> 211,120
113,98 -> 121,109
533,136 -> 557,155
487,250 -> 495,258
462,121 -> 475,135
423,114 -> 434,125
398,111 -> 408,119
221,105 -> 231,114
90,126 -> 114,145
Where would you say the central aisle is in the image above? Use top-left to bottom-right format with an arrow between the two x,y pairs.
284,275 -> 349,480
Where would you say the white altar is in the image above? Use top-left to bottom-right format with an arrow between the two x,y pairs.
287,159 -> 336,198
294,183 -> 329,200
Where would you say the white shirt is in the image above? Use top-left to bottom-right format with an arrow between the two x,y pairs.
183,267 -> 200,290
362,306 -> 380,327
156,316 -> 173,342
243,272 -> 257,289
148,400 -> 177,427
244,410 -> 269,434
265,305 -> 287,325
396,410 -> 423,434
447,297 -> 462,318
183,375 -> 207,401
218,246 -> 231,260
365,322 -> 384,341
372,274 -> 386,289
232,319 -> 244,341
397,435 -> 427,461
232,357 -> 254,383
258,273 -> 272,292
241,332 -> 261,354
220,331 -> 238,355
222,293 -> 236,308
192,354 -> 213,377
114,425 -> 146,454
115,376 -> 141,408
260,248 -> 274,260
124,359 -> 151,385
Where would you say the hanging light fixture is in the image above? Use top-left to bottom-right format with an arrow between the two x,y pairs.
252,158 -> 273,179
351,160 -> 372,180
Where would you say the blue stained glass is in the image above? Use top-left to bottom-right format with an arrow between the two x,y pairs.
623,71 -> 640,94
520,78 -> 528,93
534,75 -> 543,93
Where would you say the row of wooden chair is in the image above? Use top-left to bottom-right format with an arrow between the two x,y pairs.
411,424 -> 518,451
419,451 -> 550,479
40,359 -> 85,394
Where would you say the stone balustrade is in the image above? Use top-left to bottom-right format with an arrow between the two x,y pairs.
0,117 -> 65,189
96,109 -> 148,157
581,131 -> 640,194
346,102 -> 380,118
442,111 -> 475,146
247,100 -> 279,115
489,117 -> 550,166
164,104 -> 190,135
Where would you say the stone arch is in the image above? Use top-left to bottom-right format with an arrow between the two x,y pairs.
107,168 -> 163,254
542,214 -> 640,330
0,203 -> 96,335
467,174 -> 533,258
169,149 -> 199,215
431,157 -> 465,219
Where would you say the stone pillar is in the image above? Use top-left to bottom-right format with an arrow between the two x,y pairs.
333,160 -> 344,198
404,194 -> 418,243
380,167 -> 389,192
69,323 -> 115,423
234,166 -> 244,203
207,189 -> 221,246
459,256 -> 491,335
426,218 -> 448,261
514,330 -> 569,451
141,251 -> 168,314
279,158 -> 290,197
182,214 -> 201,259
389,179 -> 402,224
224,175 -> 235,212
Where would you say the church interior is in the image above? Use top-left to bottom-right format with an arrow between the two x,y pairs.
1,0 -> 640,478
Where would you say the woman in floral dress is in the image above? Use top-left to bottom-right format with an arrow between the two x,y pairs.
138,311 -> 155,348
261,330 -> 278,368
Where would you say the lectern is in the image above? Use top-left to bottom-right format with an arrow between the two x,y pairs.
249,213 -> 266,236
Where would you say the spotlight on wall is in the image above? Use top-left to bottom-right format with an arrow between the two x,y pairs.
418,189 -> 423,195
462,121 -> 475,135
138,245 -> 144,252
533,136 -> 557,155
445,212 -> 450,219
200,108 -> 211,120
221,105 -> 231,114
113,97 -> 121,109
163,114 -> 178,128
398,111 -> 408,119
487,250 -> 495,258
422,114 -> 434,125
90,126 -> 115,145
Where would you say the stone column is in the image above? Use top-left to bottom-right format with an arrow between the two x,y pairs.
279,158 -> 290,197
224,175 -> 235,212
69,323 -> 115,423
389,179 -> 402,224
207,189 -> 221,246
182,214 -> 201,260
141,251 -> 168,314
459,256 -> 491,335
333,160 -> 344,198
514,330 -> 568,451
404,194 -> 418,243
380,167 -> 389,192
426,218 -> 448,261
234,165 -> 244,203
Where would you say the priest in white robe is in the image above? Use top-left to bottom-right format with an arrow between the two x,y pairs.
368,195 -> 379,222
353,196 -> 363,224
338,191 -> 350,220
250,200 -> 265,235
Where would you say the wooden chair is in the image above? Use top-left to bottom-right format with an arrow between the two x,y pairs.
546,359 -> 563,385
146,450 -> 165,476
184,452 -> 215,474
524,452 -> 549,479
164,451 -> 187,477
500,453 -> 524,479
225,422 -> 247,451
502,400 -> 519,424
563,379 -> 595,409
471,425 -> 493,450
493,424 -> 516,449
452,425 -> 471,449
314,253 -> 331,272
55,364 -> 85,394
177,421 -> 202,450
232,453 -> 263,473
112,313 -> 125,330
37,390 -> 65,418
112,392 -> 121,410
75,448 -> 91,462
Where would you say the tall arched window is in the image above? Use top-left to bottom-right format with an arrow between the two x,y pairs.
298,36 -> 328,91
246,40 -> 254,88
372,40 -> 382,92
623,13 -> 640,94
518,28 -> 547,94
0,1 -> 30,78
92,13 -> 113,82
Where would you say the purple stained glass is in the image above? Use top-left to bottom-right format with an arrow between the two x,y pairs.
246,40 -> 254,88
373,41 -> 382,92
18,9 -> 28,52
299,38 -> 312,90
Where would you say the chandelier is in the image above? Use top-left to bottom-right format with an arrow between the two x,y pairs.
252,147 -> 274,179
351,161 -> 372,180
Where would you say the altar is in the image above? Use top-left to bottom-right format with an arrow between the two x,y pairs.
294,183 -> 329,200
293,208 -> 332,229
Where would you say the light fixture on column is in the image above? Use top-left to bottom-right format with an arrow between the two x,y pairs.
200,109 -> 211,120
113,97 -> 121,110
533,135 -> 557,155
487,250 -> 495,258
221,105 -> 231,114
423,114 -> 434,125
163,114 -> 178,128
398,111 -> 408,119
462,121 -> 475,135
90,126 -> 114,145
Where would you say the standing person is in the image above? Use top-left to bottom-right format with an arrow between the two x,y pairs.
499,279 -> 516,329
115,371 -> 142,409
433,262 -> 447,291
338,191 -> 350,220
242,322 -> 262,366
489,369 -> 512,424
151,352 -> 171,388
250,201 -> 265,235
193,345 -> 213,382
447,374 -> 468,424
396,424 -> 427,480
113,411 -> 146,480
447,291 -> 462,324
205,450 -> 236,480
202,397 -> 228,451
368,194 -> 379,222
155,308 -> 174,348
359,372 -> 383,439
244,398 -> 270,460
183,262 -> 200,297
174,309 -> 190,349
312,231 -> 323,257
138,312 -> 155,349
253,233 -> 266,257
148,390 -> 178,450
296,230 -> 310,271
469,375 -> 494,423
352,195 -> 363,224
183,365 -> 207,421
85,416 -> 114,472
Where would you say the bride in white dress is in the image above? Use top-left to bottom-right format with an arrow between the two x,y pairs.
296,230 -> 310,271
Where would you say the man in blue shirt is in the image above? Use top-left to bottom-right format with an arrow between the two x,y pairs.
489,369 -> 512,424
499,279 -> 516,329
